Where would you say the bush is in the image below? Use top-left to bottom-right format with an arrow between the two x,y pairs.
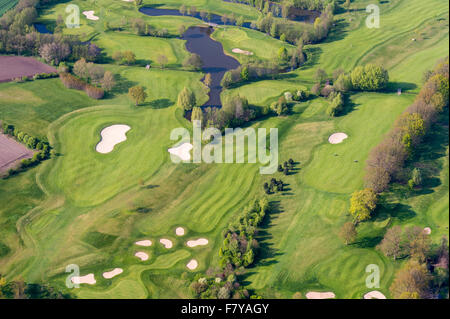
84,85 -> 104,99
350,64 -> 389,91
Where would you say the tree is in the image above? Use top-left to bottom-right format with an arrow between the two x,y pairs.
101,71 -> 115,91
128,86 -> 147,106
157,54 -> 168,69
240,66 -> 249,82
277,47 -> 288,62
339,222 -> 357,245
112,51 -> 123,63
179,4 -> 187,15
314,68 -> 328,84
405,226 -> 431,262
390,260 -> 431,299
350,64 -> 389,91
292,292 -> 302,299
378,226 -> 403,260
349,188 -> 378,223
183,53 -> 203,70
123,51 -> 136,65
177,87 -> 196,111
334,73 -> 352,92
411,168 -> 423,187
178,24 -> 186,36
39,42 -> 70,65
73,58 -> 89,79
204,73 -> 212,87
191,106 -> 203,124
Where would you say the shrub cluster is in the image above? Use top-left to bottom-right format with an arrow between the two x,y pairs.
326,91 -> 344,116
190,198 -> 270,299
59,72 -> 105,99
365,57 -> 449,193
221,62 -> 282,88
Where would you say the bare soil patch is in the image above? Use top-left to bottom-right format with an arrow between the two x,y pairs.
0,133 -> 34,173
0,55 -> 56,83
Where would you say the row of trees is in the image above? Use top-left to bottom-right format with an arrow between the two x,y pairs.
0,274 -> 72,299
311,64 -> 389,97
190,198 -> 270,299
251,4 -> 334,45
365,57 -> 449,193
177,86 -> 257,131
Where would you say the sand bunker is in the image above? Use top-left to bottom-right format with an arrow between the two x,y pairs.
168,143 -> 193,161
83,11 -> 99,21
186,259 -> 198,270
328,132 -> 348,144
71,274 -> 96,285
364,291 -> 386,299
423,227 -> 432,235
135,252 -> 149,261
96,124 -> 130,154
160,238 -> 173,249
103,268 -> 123,279
186,238 -> 209,247
232,48 -> 254,56
305,291 -> 336,299
176,227 -> 185,236
135,240 -> 152,246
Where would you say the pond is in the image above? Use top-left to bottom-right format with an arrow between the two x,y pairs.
182,26 -> 240,108
140,5 -> 314,108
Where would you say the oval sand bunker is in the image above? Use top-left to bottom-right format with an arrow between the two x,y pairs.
103,268 -> 123,279
306,291 -> 336,299
135,252 -> 149,261
135,240 -> 152,246
328,133 -> 348,144
160,238 -> 173,249
96,124 -> 131,154
71,274 -> 96,285
186,259 -> 198,270
176,227 -> 185,236
83,11 -> 99,21
364,291 -> 386,299
186,238 -> 209,247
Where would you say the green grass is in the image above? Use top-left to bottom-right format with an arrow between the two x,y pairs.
213,26 -> 294,62
0,0 -> 448,299
93,32 -> 188,67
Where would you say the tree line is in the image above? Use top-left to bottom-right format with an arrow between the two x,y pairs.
365,57 -> 449,193
0,274 -> 72,299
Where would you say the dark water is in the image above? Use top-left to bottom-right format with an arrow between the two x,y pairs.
182,26 -> 240,107
139,5 -> 313,107
34,23 -> 52,34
